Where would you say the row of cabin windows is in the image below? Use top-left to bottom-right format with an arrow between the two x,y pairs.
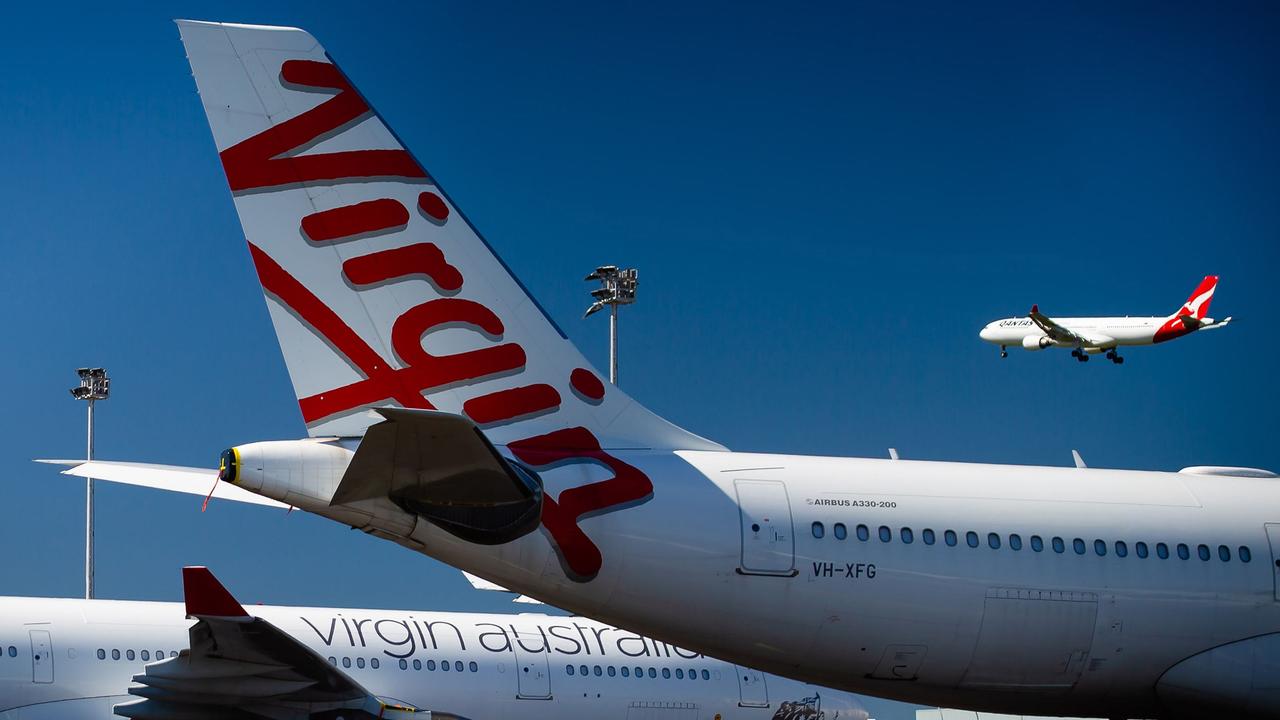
811,522 -> 1253,563
326,656 -> 479,673
566,664 -> 711,680
96,649 -> 178,661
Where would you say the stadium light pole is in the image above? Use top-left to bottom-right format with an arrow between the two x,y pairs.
70,367 -> 110,599
583,266 -> 638,385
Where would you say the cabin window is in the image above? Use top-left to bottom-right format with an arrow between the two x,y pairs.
594,665 -> 602,677
944,530 -> 957,547
1094,539 -> 1107,557
1073,538 -> 1086,555
662,668 -> 671,679
1240,546 -> 1253,563
342,657 -> 351,668
621,666 -> 630,677
373,658 -> 381,669
456,661 -> 464,672
1115,541 -> 1128,558
702,669 -> 711,680
156,650 -> 163,659
581,665 -> 589,676
328,657 -> 336,666
356,658 -> 365,669
812,522 -> 824,539
567,664 -> 575,675
1052,537 -> 1065,553
922,528 -> 936,545
112,649 -> 120,660
1030,535 -> 1044,552
833,523 -> 847,540
966,531 -> 979,548
1197,545 -> 1211,561
141,650 -> 150,661
901,527 -> 914,544
987,533 -> 1000,550
126,650 -> 135,661
1218,545 -> 1231,562
856,524 -> 870,541
470,661 -> 478,672
170,651 -> 177,658
879,526 -> 892,542
1177,544 -> 1190,560
609,666 -> 617,677
1157,543 -> 1170,559
97,649 -> 105,660
676,669 -> 684,679
428,660 -> 438,671
648,667 -> 656,678
1009,534 -> 1022,551
442,660 -> 450,671
399,659 -> 408,670
1135,541 -> 1149,558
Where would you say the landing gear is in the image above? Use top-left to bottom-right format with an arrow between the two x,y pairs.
1000,346 -> 1008,359
1071,349 -> 1088,363
1106,349 -> 1125,365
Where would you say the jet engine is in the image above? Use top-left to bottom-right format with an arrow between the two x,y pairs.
1022,335 -> 1054,351
218,439 -> 353,510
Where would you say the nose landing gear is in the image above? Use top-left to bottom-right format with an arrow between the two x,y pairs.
1000,345 -> 1008,359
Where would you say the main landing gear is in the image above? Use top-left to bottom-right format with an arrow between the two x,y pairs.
1106,349 -> 1125,365
1000,345 -> 1008,359
1071,349 -> 1089,363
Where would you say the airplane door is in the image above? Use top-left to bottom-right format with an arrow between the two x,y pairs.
512,632 -> 551,699
735,665 -> 769,707
28,629 -> 52,684
735,480 -> 795,576
1266,524 -> 1280,601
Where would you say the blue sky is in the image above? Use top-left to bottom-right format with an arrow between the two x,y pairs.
1,3 -> 1276,718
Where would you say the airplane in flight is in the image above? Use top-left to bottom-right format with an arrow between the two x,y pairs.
44,20 -> 1279,720
978,275 -> 1232,363
0,566 -> 866,720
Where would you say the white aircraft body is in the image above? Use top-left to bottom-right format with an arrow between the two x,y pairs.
53,20 -> 1280,720
0,567 -> 864,720
978,276 -> 1232,363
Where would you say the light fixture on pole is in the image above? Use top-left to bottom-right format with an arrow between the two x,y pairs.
70,367 -> 109,600
583,265 -> 637,386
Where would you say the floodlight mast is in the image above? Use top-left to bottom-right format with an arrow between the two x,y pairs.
70,367 -> 109,599
583,266 -> 637,385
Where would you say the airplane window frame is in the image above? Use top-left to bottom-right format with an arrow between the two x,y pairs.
834,523 -> 847,540
442,659 -> 450,671
399,659 -> 408,670
987,533 -> 1000,550
1052,537 -> 1065,553
856,524 -> 870,541
1157,543 -> 1170,559
1197,544 -> 1211,562
428,660 -> 438,671
127,649 -> 135,661
1094,539 -> 1107,557
371,658 -> 380,669
141,650 -> 150,661
812,522 -> 824,539
1115,541 -> 1128,558
702,669 -> 711,680
356,657 -> 366,669
342,657 -> 351,668
922,528 -> 936,545
1073,538 -> 1086,555
901,527 -> 914,544
1240,546 -> 1252,563
1219,545 -> 1231,562
455,661 -> 464,672
662,668 -> 671,679
470,661 -> 478,672
567,664 -> 575,676
648,667 -> 656,678
413,659 -> 422,671
1030,535 -> 1044,552
622,666 -> 630,677
609,665 -> 618,677
1177,544 -> 1190,560
879,526 -> 892,543
1009,534 -> 1022,551
945,530 -> 958,547
112,649 -> 120,660
594,664 -> 603,677
676,668 -> 684,679
966,531 -> 979,548
97,649 -> 105,660
1135,541 -> 1149,558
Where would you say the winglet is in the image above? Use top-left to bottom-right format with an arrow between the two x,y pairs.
1072,449 -> 1086,469
182,567 -> 248,618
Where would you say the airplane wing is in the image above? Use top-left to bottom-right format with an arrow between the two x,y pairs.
460,571 -> 545,605
114,567 -> 425,720
35,459 -> 289,509
1027,304 -> 1100,347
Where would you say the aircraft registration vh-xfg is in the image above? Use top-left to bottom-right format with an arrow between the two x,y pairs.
978,275 -> 1232,363
44,19 -> 1280,720
0,566 -> 865,720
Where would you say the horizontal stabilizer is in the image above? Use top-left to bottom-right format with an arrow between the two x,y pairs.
38,460 -> 288,509
461,571 -> 545,605
333,408 -> 543,545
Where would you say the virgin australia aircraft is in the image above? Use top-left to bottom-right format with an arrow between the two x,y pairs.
46,19 -> 1280,720
978,275 -> 1232,363
0,566 -> 864,720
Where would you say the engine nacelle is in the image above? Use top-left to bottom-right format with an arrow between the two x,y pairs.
218,440 -> 353,512
1022,335 -> 1054,351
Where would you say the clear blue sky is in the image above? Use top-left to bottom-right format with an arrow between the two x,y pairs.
2,3 -> 1276,718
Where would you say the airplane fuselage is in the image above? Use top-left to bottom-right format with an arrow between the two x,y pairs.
980,316 -> 1173,350
0,596 -> 865,719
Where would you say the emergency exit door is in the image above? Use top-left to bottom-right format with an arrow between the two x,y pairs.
28,629 -> 52,683
1266,524 -> 1280,601
735,665 -> 769,707
512,631 -> 551,699
735,480 -> 795,576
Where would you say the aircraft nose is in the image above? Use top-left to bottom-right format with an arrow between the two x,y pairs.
979,324 -> 995,342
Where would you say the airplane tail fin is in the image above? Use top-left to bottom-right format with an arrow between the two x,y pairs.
1172,275 -> 1219,320
176,21 -> 721,452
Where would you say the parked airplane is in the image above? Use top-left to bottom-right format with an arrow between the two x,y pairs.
0,566 -> 865,720
43,20 -> 1279,720
978,276 -> 1232,363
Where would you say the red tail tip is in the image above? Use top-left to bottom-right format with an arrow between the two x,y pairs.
182,566 -> 248,618
1030,304 -> 1039,315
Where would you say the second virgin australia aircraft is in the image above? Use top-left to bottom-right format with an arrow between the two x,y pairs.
0,567 -> 862,719
47,19 -> 1280,720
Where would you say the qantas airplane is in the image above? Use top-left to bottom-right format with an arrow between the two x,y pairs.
43,20 -> 1280,720
978,276 -> 1232,363
0,566 -> 866,720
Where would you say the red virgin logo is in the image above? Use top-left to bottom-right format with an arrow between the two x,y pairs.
220,59 -> 650,582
